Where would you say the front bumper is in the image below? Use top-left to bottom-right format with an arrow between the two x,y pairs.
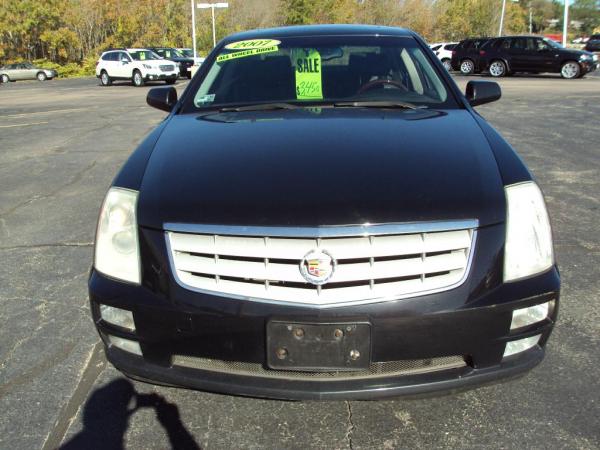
89,223 -> 560,400
106,342 -> 545,400
143,72 -> 178,81
580,60 -> 597,73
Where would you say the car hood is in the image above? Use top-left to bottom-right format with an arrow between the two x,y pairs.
137,108 -> 506,229
562,48 -> 592,57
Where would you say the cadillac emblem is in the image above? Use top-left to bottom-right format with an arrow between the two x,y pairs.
300,249 -> 336,285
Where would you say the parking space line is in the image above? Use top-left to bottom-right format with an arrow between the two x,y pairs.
0,121 -> 49,128
1,107 -> 89,119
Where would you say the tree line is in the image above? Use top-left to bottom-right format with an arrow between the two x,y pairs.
0,0 -> 598,71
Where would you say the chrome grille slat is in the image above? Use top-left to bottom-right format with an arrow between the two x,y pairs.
167,224 -> 476,307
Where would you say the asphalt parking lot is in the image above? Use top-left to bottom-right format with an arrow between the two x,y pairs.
1,72 -> 599,450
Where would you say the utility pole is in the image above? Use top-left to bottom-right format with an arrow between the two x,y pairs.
191,0 -> 197,59
499,0 -> 507,36
529,7 -> 533,34
562,0 -> 569,46
197,3 -> 229,48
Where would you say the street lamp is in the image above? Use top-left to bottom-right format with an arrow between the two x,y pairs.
198,2 -> 229,49
498,0 -> 520,36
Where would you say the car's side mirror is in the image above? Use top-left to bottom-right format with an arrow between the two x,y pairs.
465,80 -> 501,107
147,87 -> 178,112
121,58 -> 129,64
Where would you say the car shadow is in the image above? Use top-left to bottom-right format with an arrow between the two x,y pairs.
457,72 -> 595,80
60,378 -> 201,450
102,81 -> 181,88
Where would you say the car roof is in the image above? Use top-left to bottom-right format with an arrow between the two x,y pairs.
489,35 -> 546,40
221,24 -> 414,44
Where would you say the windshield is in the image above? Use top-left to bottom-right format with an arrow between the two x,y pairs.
158,48 -> 184,58
544,38 -> 563,49
180,49 -> 194,57
187,36 -> 456,111
129,50 -> 161,61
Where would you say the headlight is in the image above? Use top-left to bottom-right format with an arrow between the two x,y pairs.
142,64 -> 152,69
94,187 -> 140,284
504,181 -> 554,282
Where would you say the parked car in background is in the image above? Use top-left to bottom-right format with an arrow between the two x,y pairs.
450,38 -> 490,75
429,42 -> 458,71
584,34 -> 600,53
177,48 -> 194,58
148,47 -> 194,79
96,48 -> 179,86
0,62 -> 57,83
177,48 -> 206,66
480,36 -> 598,79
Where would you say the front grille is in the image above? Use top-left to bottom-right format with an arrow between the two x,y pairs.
167,223 -> 476,307
171,355 -> 466,381
160,64 -> 175,72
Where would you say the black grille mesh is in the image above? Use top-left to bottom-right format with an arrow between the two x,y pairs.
171,355 -> 466,381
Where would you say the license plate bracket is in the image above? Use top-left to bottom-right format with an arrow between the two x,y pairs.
266,321 -> 371,371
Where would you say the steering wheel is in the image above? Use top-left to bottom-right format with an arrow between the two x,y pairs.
357,79 -> 408,94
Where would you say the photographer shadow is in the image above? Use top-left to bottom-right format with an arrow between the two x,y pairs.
60,378 -> 200,450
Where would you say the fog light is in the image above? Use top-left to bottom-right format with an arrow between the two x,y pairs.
100,305 -> 135,331
503,334 -> 541,357
109,335 -> 142,355
510,301 -> 552,330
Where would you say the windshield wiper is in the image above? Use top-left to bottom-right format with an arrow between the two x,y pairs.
219,103 -> 300,112
333,100 -> 418,110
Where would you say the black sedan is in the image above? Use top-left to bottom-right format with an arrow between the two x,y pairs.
89,25 -> 559,400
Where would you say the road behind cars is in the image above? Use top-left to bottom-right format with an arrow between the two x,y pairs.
0,75 -> 599,449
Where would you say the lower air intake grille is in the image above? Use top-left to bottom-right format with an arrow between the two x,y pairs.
171,355 -> 467,381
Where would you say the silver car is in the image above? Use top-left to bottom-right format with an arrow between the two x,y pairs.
0,62 -> 57,82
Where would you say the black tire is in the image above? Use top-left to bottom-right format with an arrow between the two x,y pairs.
560,61 -> 581,79
460,59 -> 475,75
100,70 -> 112,86
1,74 -> 9,83
489,60 -> 507,78
442,59 -> 452,71
132,70 -> 144,87
36,71 -> 47,81
165,78 -> 176,85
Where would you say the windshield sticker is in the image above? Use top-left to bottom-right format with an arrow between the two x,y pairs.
293,49 -> 323,100
216,46 -> 278,63
196,94 -> 216,104
225,39 -> 281,50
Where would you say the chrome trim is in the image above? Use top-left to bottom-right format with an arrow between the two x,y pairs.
165,221 -> 479,309
164,219 -> 479,238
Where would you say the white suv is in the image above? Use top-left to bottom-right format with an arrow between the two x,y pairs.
96,48 -> 179,87
429,42 -> 458,71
